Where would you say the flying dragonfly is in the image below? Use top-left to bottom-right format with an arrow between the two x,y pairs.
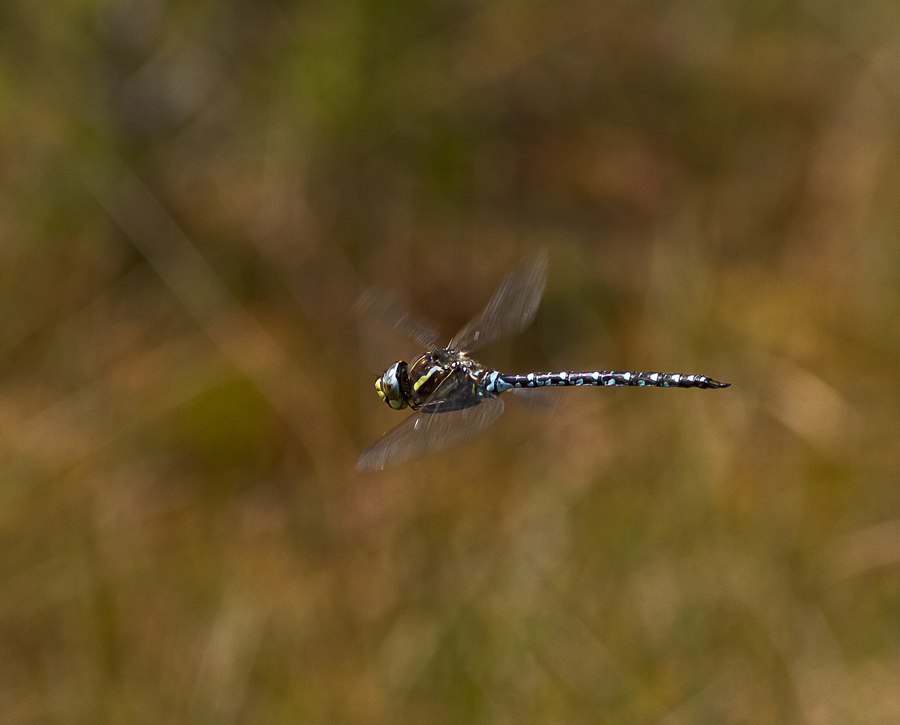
356,251 -> 729,471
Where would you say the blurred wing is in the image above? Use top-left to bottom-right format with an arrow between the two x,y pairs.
449,250 -> 548,353
354,287 -> 440,351
356,396 -> 505,472
506,385 -> 555,411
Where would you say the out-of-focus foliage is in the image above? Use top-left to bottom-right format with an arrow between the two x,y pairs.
2,0 -> 900,722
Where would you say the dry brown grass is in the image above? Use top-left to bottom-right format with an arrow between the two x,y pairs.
2,0 -> 900,722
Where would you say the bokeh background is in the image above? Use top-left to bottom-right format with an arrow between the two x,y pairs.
3,0 -> 900,722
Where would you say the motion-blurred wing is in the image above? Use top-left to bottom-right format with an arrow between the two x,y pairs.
356,396 -> 505,472
354,287 -> 440,351
506,385 -> 555,410
449,250 -> 547,353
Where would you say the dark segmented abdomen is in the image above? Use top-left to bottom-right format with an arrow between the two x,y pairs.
485,369 -> 729,393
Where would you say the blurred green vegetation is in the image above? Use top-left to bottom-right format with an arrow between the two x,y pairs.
2,0 -> 900,722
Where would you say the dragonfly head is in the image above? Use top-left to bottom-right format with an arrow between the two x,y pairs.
375,361 -> 410,410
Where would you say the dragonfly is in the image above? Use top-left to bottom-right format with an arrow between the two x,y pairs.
356,251 -> 729,471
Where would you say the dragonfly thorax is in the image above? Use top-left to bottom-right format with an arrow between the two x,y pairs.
376,350 -> 477,412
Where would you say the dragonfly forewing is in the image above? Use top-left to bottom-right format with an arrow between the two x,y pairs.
356,396 -> 505,472
449,250 -> 547,353
354,287 -> 440,351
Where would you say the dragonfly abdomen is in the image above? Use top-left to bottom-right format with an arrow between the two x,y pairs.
488,370 -> 730,392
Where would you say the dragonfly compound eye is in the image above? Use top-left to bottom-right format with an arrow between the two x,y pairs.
375,361 -> 409,410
